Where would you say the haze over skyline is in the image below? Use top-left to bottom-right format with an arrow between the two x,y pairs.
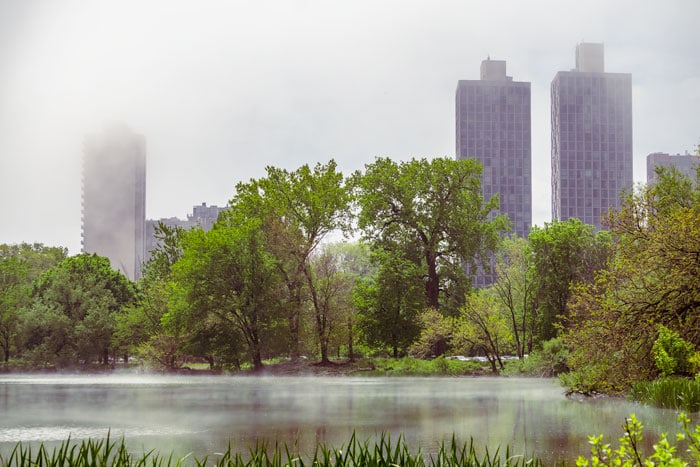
1,1 -> 698,254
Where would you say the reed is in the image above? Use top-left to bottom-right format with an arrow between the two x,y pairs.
0,432 -> 543,467
629,377 -> 700,412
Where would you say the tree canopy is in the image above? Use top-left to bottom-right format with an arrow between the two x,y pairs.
353,157 -> 506,311
562,165 -> 700,393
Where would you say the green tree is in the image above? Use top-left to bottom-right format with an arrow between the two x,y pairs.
563,165 -> 700,393
354,249 -> 423,358
493,236 -> 537,358
227,160 -> 352,359
326,241 -> 374,361
169,220 -> 282,370
112,223 -> 185,368
452,289 -> 513,373
22,253 -> 135,366
410,308 -> 453,359
0,243 -> 67,362
528,219 -> 611,341
0,257 -> 28,362
353,157 -> 505,311
309,245 -> 356,363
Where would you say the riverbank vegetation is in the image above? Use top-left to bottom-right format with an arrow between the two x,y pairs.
0,433 -> 544,467
2,153 -> 700,407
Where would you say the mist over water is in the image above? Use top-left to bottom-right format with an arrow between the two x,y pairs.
0,374 -> 686,464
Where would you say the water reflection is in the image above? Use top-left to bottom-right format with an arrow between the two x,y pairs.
0,374 -> 688,464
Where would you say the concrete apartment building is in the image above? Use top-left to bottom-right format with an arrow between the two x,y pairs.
551,43 -> 633,230
456,58 -> 532,286
647,152 -> 700,184
81,124 -> 146,281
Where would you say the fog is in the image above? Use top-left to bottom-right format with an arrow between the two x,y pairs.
1,1 -> 699,253
0,374 -> 686,463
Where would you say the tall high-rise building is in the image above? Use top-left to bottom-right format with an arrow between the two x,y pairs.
456,58 -> 532,238
647,152 -> 700,184
551,43 -> 633,230
456,58 -> 532,286
81,124 -> 146,280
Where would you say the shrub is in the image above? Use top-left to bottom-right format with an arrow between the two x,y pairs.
510,338 -> 569,377
652,325 -> 695,377
576,412 -> 700,466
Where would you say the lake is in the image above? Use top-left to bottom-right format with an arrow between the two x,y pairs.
0,373 -> 687,464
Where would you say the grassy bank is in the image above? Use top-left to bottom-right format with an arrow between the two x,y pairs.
359,356 -> 488,376
0,433 -> 542,467
629,377 -> 700,412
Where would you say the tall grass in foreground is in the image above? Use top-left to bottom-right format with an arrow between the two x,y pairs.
630,377 -> 700,412
0,432 -> 543,467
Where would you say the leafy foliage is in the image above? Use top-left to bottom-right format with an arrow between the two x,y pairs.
353,157 -> 505,312
227,160 -> 352,360
409,308 -> 452,359
169,220 -> 281,370
576,413 -> 700,467
652,325 -> 696,377
528,219 -> 611,342
0,244 -> 67,362
452,290 -> 513,373
492,236 -> 536,359
20,253 -> 135,366
354,249 -> 423,358
562,165 -> 700,393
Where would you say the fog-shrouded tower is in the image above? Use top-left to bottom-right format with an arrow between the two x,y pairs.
81,124 -> 146,280
456,58 -> 532,286
551,43 -> 633,230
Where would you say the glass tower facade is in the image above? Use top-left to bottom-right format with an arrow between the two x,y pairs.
456,59 -> 532,238
551,43 -> 632,230
456,59 -> 532,286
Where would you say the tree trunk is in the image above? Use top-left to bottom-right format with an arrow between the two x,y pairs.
425,252 -> 439,309
347,315 -> 355,362
252,350 -> 264,371
488,357 -> 498,374
286,281 -> 303,359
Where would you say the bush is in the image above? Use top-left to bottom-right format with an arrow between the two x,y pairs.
505,338 -> 568,377
576,412 -> 700,466
653,325 -> 695,377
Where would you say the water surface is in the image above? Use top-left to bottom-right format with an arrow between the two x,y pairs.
0,374 -> 685,464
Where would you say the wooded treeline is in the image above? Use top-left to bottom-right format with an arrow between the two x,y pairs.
2,156 -> 699,392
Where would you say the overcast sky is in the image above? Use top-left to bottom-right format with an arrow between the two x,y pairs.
1,0 -> 698,254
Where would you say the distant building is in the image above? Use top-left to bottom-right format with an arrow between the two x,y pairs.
81,124 -> 146,281
551,43 -> 633,230
144,202 -> 227,266
456,58 -> 532,286
647,152 -> 700,184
